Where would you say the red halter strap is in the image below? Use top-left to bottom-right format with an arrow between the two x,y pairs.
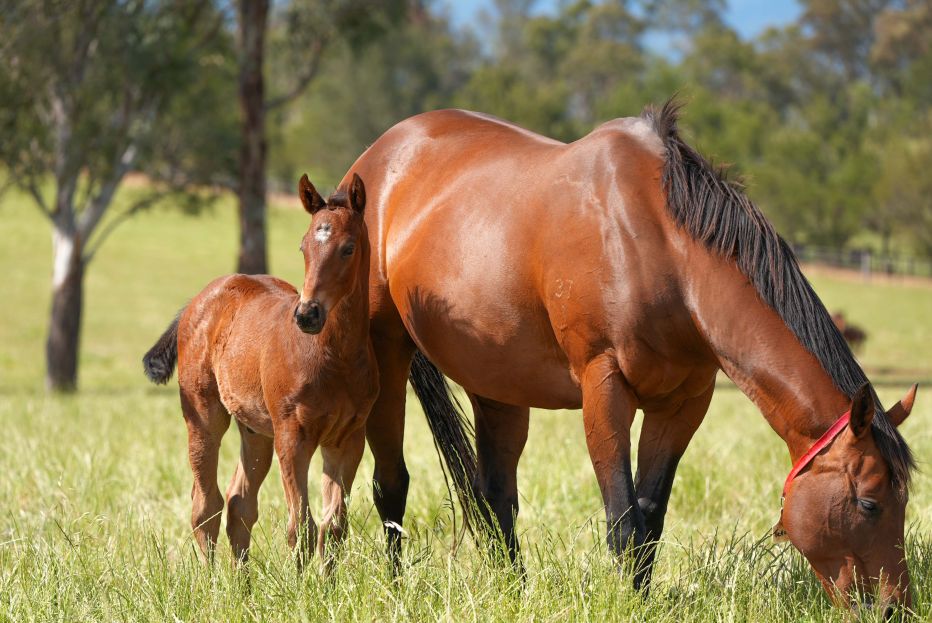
781,409 -> 851,500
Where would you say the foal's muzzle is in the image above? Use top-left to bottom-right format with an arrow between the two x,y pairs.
294,300 -> 326,334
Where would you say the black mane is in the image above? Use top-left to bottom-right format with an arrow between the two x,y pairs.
643,98 -> 914,490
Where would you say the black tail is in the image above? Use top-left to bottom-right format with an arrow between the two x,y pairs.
408,351 -> 481,534
142,310 -> 183,385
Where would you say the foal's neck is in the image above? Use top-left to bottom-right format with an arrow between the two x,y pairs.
689,256 -> 850,461
318,261 -> 370,357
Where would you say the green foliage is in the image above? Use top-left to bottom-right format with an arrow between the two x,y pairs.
268,4 -> 477,187
0,0 -> 237,199
264,0 -> 932,257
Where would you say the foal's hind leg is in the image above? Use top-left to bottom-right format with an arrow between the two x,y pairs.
318,426 -> 366,571
468,394 -> 529,564
225,422 -> 274,563
635,382 -> 713,593
181,391 -> 231,560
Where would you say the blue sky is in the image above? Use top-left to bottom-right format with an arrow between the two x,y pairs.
442,0 -> 802,55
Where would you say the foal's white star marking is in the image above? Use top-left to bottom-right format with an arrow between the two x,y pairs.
314,223 -> 332,243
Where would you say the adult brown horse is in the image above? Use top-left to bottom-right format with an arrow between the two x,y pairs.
143,174 -> 377,569
344,101 -> 918,612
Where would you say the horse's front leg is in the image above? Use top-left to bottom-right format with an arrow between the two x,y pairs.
276,421 -> 318,570
635,382 -> 714,593
580,353 -> 646,587
317,426 -> 366,572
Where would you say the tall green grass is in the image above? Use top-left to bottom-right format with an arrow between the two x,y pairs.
1,191 -> 930,621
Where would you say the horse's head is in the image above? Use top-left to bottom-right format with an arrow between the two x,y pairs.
294,173 -> 367,334
779,382 -> 917,614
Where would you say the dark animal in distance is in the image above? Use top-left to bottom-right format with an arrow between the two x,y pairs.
832,311 -> 868,352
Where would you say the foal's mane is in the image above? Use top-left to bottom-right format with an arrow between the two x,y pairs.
642,99 -> 915,489
327,190 -> 351,209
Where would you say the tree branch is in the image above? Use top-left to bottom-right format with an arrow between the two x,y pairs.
76,142 -> 138,239
264,38 -> 328,112
25,178 -> 54,222
82,192 -> 162,263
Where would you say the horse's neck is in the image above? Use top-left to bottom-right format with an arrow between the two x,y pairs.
689,257 -> 850,461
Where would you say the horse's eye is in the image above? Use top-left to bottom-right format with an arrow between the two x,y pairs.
857,498 -> 879,515
341,243 -> 355,257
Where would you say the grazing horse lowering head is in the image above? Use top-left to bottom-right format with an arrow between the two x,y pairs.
778,383 -> 917,613
294,173 -> 367,334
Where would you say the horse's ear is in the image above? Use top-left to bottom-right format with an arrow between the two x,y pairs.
886,383 -> 917,427
849,382 -> 875,439
298,174 -> 326,214
348,173 -> 366,214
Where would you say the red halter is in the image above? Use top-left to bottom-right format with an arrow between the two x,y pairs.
781,409 -> 851,500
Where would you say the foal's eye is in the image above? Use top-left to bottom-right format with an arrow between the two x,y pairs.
857,498 -> 879,515
341,243 -> 355,257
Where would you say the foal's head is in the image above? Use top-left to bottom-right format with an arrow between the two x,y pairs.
293,173 -> 367,334
780,383 -> 917,613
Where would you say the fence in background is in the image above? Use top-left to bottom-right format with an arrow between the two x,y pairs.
792,245 -> 932,279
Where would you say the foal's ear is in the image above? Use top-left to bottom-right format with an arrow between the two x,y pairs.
849,382 -> 875,439
348,172 -> 366,214
886,383 -> 917,427
298,174 -> 326,214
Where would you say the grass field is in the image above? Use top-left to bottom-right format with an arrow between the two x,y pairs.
1,190 -> 930,622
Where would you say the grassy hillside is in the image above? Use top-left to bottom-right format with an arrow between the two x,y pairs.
1,191 -> 930,621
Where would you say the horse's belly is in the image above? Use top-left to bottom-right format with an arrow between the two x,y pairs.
393,282 -> 581,409
214,355 -> 275,437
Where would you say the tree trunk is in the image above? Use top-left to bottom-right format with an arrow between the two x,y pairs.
46,226 -> 84,392
236,0 -> 269,275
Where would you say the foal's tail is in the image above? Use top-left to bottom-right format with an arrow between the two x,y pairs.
142,309 -> 184,385
408,352 -> 480,534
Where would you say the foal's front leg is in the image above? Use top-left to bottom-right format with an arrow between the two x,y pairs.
318,426 -> 366,571
275,422 -> 318,569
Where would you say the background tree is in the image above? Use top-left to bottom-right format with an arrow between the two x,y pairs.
268,2 -> 477,186
235,0 -> 406,275
0,0 -> 236,391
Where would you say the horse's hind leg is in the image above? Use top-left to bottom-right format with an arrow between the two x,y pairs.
181,391 -> 231,560
225,422 -> 274,564
579,354 -> 645,585
318,426 -> 366,570
635,382 -> 713,593
469,394 -> 529,564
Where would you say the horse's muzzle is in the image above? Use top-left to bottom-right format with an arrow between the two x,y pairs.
294,300 -> 325,334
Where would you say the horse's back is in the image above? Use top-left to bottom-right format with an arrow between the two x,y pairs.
176,274 -> 296,433
178,274 -> 295,353
352,110 -> 682,408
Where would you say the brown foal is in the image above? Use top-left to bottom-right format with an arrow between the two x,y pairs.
143,174 -> 377,569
